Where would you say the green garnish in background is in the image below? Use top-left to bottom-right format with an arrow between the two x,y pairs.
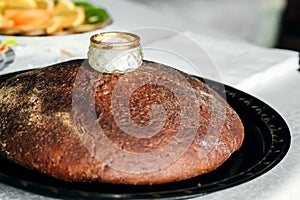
74,1 -> 110,24
0,37 -> 19,46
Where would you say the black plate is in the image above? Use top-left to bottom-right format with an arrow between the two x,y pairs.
0,70 -> 291,200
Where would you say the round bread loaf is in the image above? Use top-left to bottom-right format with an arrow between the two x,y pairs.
0,59 -> 244,185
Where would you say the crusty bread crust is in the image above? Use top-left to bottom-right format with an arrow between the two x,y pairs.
0,60 -> 244,185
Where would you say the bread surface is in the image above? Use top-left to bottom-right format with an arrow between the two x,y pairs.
0,60 -> 244,185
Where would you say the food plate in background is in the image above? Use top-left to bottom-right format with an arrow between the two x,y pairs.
0,1 -> 113,75
0,0 -> 111,36
0,69 -> 291,200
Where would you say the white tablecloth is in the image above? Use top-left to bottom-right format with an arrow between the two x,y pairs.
0,0 -> 299,199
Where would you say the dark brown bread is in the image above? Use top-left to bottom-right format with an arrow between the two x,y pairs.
0,59 -> 244,185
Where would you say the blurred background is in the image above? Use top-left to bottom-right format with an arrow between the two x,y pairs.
277,0 -> 300,52
130,0 -> 299,52
1,0 -> 298,74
